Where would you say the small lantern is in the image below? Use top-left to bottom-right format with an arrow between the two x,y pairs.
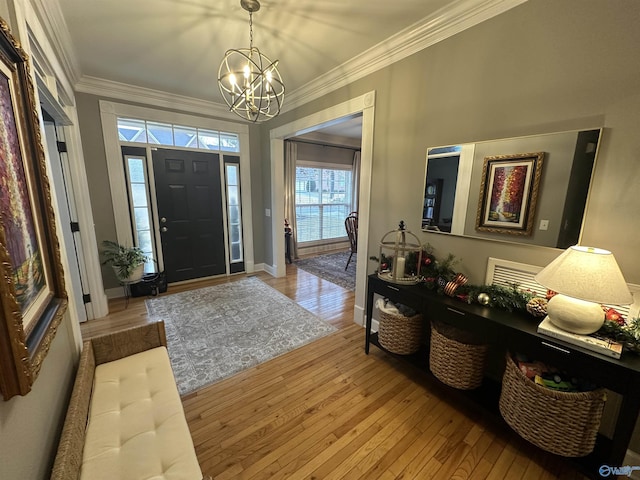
377,221 -> 422,285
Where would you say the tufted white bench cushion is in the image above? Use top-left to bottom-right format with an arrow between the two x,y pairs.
81,346 -> 202,480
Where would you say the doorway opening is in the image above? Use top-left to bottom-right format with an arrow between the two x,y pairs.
41,110 -> 91,322
269,91 -> 376,326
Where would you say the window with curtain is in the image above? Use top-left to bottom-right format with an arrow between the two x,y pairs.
295,165 -> 352,243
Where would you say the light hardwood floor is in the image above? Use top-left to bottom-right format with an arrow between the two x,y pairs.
80,266 -> 588,479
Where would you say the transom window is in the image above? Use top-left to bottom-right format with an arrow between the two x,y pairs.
117,117 -> 240,152
295,165 -> 352,243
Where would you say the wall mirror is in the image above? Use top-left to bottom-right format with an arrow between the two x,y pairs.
422,128 -> 602,249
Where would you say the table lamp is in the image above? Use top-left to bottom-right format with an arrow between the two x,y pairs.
534,246 -> 632,335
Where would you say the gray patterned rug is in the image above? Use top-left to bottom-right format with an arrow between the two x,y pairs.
145,277 -> 336,395
295,251 -> 356,291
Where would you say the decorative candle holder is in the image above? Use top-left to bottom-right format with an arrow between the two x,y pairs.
377,221 -> 422,285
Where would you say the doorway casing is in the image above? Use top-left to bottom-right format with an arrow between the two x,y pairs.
269,91 -> 376,326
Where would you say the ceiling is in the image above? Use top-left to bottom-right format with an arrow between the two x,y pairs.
293,115 -> 363,146
54,0 -> 525,116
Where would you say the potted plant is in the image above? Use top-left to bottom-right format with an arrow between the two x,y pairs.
100,240 -> 148,283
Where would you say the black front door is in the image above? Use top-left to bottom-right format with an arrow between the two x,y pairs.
153,148 -> 226,282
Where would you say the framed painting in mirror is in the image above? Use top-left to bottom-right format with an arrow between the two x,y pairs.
0,18 -> 67,400
475,152 -> 544,236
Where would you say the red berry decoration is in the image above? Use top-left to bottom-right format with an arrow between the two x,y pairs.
605,307 -> 625,325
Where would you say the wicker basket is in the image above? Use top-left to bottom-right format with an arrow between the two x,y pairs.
378,309 -> 422,355
429,320 -> 489,390
499,354 -> 606,457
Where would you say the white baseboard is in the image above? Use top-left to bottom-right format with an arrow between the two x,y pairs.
298,242 -> 349,257
353,304 -> 365,326
262,263 -> 276,276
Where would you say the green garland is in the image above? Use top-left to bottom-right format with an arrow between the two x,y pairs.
371,246 -> 533,312
459,283 -> 535,312
418,247 -> 533,311
598,318 -> 640,354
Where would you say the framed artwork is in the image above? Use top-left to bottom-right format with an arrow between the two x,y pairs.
475,152 -> 544,236
0,18 -> 67,400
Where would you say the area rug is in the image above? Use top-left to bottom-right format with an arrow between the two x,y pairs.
145,277 -> 336,395
295,251 -> 356,291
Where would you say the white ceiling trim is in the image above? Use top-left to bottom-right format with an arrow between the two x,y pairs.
283,0 -> 527,112
28,0 -> 81,86
75,76 -> 241,121
53,0 -> 526,121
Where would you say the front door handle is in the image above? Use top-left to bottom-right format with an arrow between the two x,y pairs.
161,226 -> 168,233
161,217 -> 167,223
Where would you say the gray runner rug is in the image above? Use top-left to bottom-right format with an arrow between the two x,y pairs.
145,276 -> 336,395
295,251 -> 356,291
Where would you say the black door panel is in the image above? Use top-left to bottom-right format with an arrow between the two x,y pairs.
153,148 -> 226,282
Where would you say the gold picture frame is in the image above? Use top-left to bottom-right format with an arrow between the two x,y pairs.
475,152 -> 544,236
0,18 -> 67,400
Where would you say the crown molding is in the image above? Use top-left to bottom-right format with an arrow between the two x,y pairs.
42,0 -> 526,121
28,0 -> 81,86
283,0 -> 527,112
75,76 -> 240,121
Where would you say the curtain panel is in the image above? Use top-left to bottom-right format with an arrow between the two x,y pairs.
284,141 -> 299,260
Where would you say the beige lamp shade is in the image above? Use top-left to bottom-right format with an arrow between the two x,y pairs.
535,246 -> 632,334
534,246 -> 632,305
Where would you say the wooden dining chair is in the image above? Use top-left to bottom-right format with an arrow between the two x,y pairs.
344,212 -> 358,270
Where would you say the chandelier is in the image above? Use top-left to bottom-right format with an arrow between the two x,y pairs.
218,0 -> 285,123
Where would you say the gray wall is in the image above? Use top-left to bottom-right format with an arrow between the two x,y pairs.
295,141 -> 357,166
75,94 -> 117,287
259,0 -> 640,287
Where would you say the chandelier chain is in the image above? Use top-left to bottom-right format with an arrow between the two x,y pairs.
249,11 -> 254,51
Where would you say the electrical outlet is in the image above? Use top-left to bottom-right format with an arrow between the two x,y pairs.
265,208 -> 271,217
539,219 -> 549,231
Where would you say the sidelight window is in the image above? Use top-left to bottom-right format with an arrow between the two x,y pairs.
224,159 -> 244,271
123,154 -> 156,272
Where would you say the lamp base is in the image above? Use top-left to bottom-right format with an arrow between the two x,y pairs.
546,294 -> 605,335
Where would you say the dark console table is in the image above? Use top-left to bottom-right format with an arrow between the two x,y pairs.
365,274 -> 640,478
